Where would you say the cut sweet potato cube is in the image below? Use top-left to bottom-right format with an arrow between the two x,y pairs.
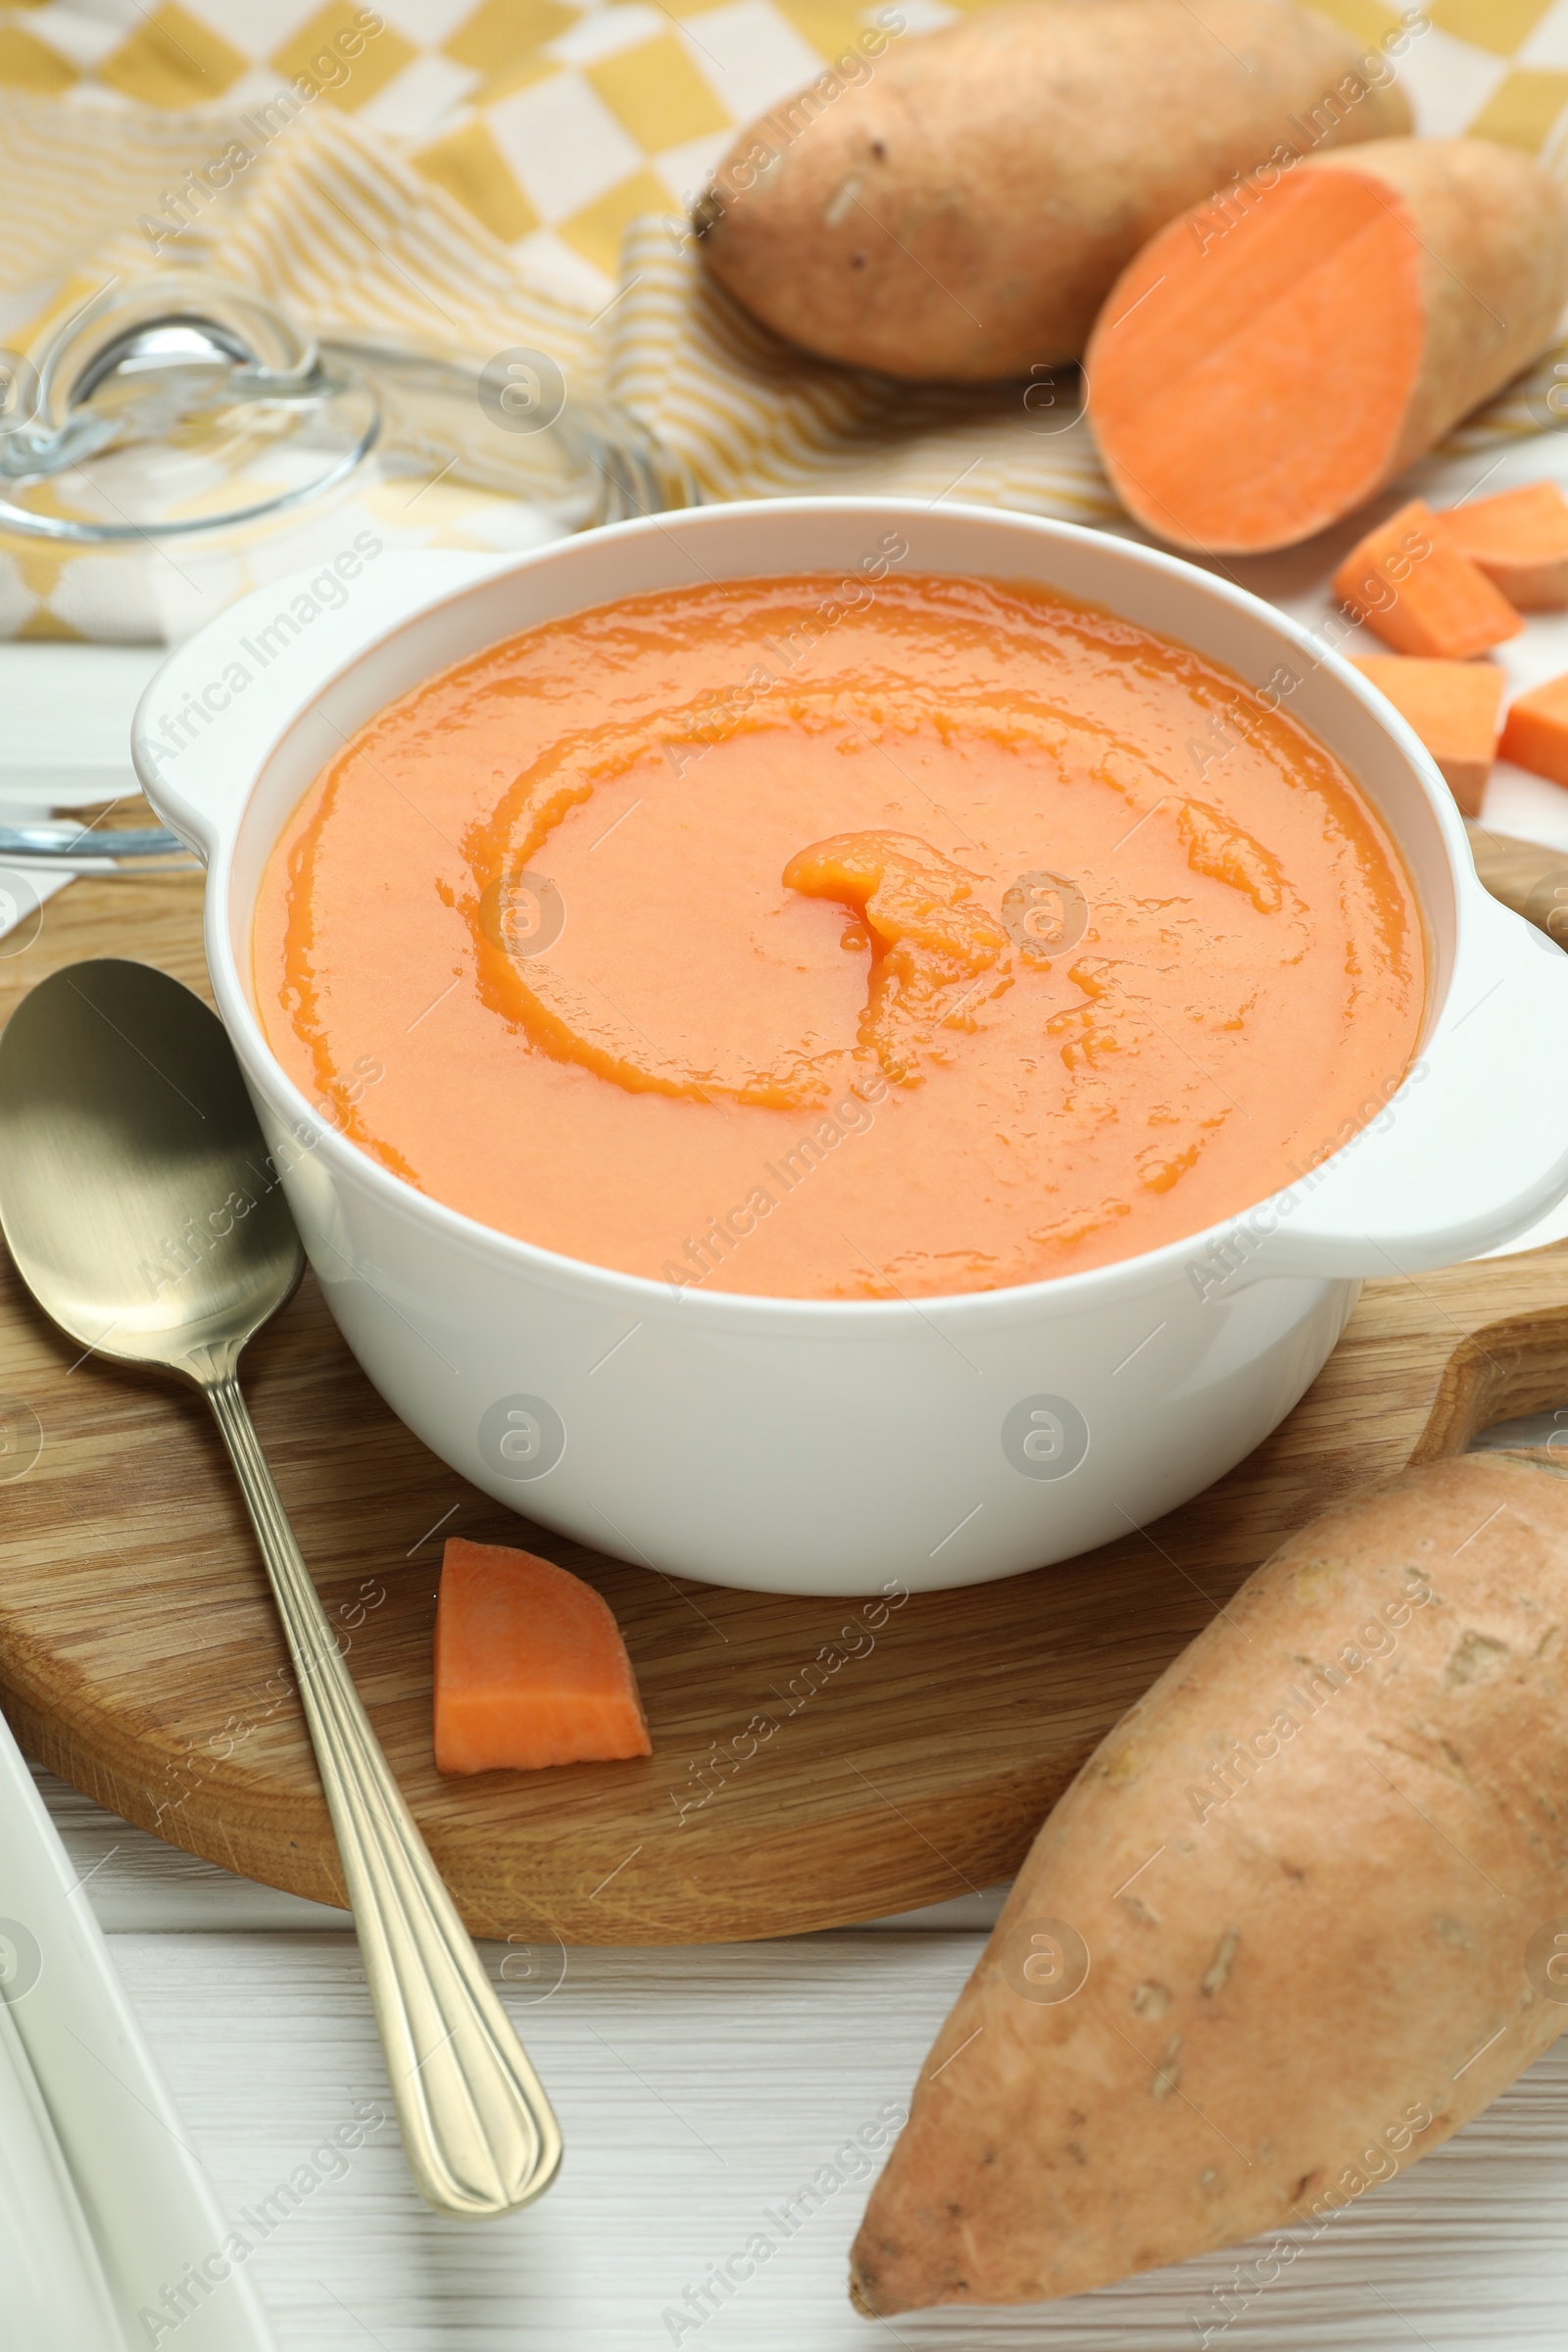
1334,501 -> 1523,661
1433,482 -> 1568,611
1500,673 -> 1568,790
433,1537 -> 652,1775
1348,655 -> 1504,816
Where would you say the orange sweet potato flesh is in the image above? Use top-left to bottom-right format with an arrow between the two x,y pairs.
1087,140 -> 1568,552
850,1454 -> 1568,2316
1500,672 -> 1568,790
433,1537 -> 651,1774
696,0 -> 1409,382
1436,483 -> 1568,611
1348,655 -> 1503,816
1335,500 -> 1524,661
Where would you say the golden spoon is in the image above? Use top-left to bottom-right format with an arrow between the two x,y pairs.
0,958 -> 562,2220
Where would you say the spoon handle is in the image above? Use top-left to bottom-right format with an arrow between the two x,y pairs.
203,1368 -> 564,2219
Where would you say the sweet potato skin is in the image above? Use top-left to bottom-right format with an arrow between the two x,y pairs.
696,0 -> 1411,383
850,1454 -> 1568,2316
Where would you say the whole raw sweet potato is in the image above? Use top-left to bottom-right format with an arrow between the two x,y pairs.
851,1452 -> 1568,2314
695,0 -> 1412,383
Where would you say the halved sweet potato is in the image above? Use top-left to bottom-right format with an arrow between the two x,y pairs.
1087,141 -> 1568,553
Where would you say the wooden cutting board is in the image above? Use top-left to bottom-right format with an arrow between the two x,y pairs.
2,866 -> 1567,1945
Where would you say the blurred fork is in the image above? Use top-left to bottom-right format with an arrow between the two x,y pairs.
0,822 -> 193,870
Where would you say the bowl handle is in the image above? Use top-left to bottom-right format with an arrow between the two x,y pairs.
1194,892 -> 1568,1296
131,553 -> 511,858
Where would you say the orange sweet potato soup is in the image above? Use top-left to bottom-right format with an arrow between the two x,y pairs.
253,570 -> 1424,1299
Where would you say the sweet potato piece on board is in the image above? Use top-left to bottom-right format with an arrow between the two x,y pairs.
1335,501 -> 1524,661
1087,140 -> 1568,553
1435,482 -> 1568,611
433,1538 -> 651,1775
1500,672 -> 1568,789
1349,655 -> 1504,815
697,0 -> 1410,383
851,1455 -> 1568,2315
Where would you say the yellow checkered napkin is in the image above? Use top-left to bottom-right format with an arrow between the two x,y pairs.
2,0 -> 1568,637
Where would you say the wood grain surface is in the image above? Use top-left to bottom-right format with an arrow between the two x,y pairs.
3,866 -> 1568,1945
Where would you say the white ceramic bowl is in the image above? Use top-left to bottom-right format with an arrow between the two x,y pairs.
133,500 -> 1568,1595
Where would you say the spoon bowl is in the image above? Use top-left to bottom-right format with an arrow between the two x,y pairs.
0,958 -> 562,2220
0,959 -> 300,1368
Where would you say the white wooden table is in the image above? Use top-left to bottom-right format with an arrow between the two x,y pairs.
24,1761 -> 1568,2352
10,557 -> 1568,2350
